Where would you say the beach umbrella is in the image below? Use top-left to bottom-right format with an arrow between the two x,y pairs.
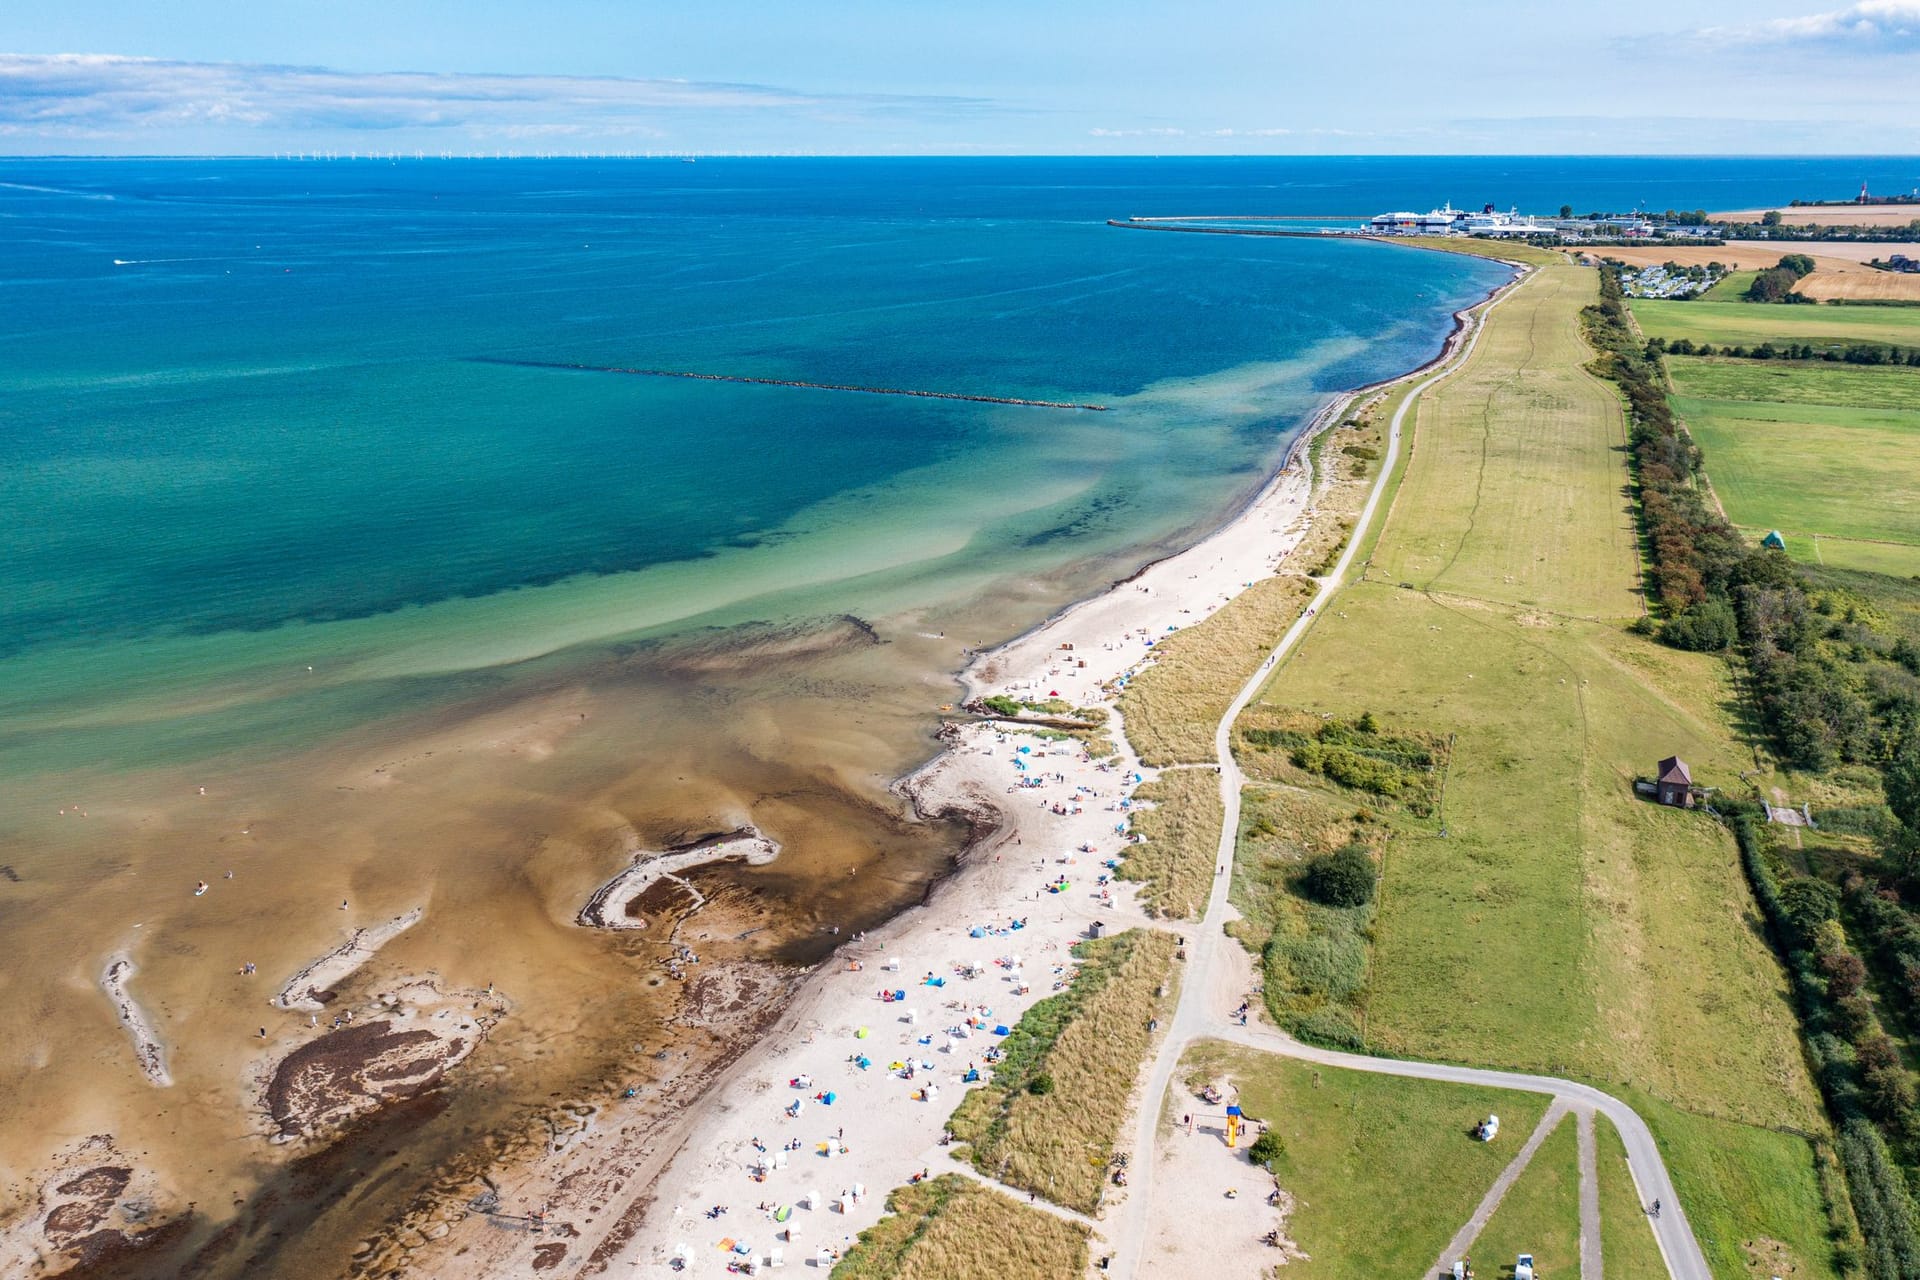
823,1090 -> 837,1105
855,1027 -> 869,1039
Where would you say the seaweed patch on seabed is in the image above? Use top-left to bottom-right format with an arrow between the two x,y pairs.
0,1135 -> 190,1278
253,976 -> 501,1145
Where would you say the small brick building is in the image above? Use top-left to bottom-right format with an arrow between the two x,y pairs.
1655,756 -> 1694,808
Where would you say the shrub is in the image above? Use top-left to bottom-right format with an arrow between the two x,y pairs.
1028,1073 -> 1054,1096
1303,844 -> 1376,908
1247,1130 -> 1284,1167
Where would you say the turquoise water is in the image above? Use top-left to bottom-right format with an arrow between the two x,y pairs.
0,158 -> 1525,780
26,154 -> 1894,777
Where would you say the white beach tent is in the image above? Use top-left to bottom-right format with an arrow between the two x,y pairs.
815,1247 -> 835,1267
803,1188 -> 822,1210
769,1246 -> 785,1268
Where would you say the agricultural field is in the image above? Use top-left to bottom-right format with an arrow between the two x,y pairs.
1632,298 -> 1920,349
1665,357 -> 1920,570
1228,256 -> 1837,1273
1183,1044 -> 1552,1280
1583,240 -> 1920,303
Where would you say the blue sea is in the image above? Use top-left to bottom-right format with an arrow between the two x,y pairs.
3,157 -> 1910,1274
6,155 -> 1914,780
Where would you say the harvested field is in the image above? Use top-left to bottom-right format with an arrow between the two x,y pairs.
1581,240 -> 1920,303
1714,206 -> 1920,228
830,1174 -> 1088,1280
1368,260 -> 1639,618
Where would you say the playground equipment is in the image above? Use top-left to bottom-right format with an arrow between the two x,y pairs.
1225,1104 -> 1243,1149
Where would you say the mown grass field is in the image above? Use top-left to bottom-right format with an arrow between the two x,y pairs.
1633,298 -> 1920,349
948,929 -> 1175,1213
1622,1089 -> 1844,1280
1664,356 -> 1920,564
1595,1116 -> 1668,1278
1229,256 -> 1834,1275
1186,1043 -> 1551,1280
830,1174 -> 1087,1280
1470,1113 -> 1580,1280
1369,261 -> 1639,618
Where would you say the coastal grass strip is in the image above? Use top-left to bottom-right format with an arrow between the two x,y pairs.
830,1174 -> 1087,1280
1116,769 -> 1224,920
1117,575 -> 1316,766
948,929 -> 1177,1214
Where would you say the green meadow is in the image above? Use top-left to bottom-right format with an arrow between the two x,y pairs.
1632,298 -> 1920,349
1666,356 -> 1920,567
1229,259 -> 1838,1277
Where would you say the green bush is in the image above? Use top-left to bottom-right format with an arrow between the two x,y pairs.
1028,1073 -> 1055,1096
1303,844 -> 1376,908
1247,1130 -> 1285,1167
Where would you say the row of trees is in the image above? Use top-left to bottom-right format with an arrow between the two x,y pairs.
1596,259 -> 1920,1275
1651,337 -> 1920,368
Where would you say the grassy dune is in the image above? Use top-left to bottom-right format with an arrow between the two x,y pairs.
949,929 -> 1175,1213
1118,768 -> 1225,920
1118,575 -> 1314,766
1471,1114 -> 1581,1280
830,1174 -> 1088,1280
1230,257 -> 1833,1275
1187,1042 -> 1552,1280
1116,393 -> 1393,768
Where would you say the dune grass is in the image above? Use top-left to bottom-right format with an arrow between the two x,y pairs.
1117,574 -> 1314,766
1117,767 -> 1224,920
1184,1041 -> 1551,1280
1471,1114 -> 1581,1280
948,929 -> 1176,1214
830,1174 -> 1088,1280
1116,390 -> 1393,768
1595,1115 -> 1669,1279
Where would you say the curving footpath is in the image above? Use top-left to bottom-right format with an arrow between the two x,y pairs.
1106,267 -> 1713,1280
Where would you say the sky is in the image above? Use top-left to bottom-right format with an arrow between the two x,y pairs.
2,0 -> 1919,155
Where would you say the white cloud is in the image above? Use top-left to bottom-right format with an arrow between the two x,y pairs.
1694,0 -> 1920,46
0,53 -> 994,143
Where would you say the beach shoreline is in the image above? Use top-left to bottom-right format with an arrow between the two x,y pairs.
557,258 -> 1527,1277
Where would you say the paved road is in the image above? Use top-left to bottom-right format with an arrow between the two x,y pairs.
1105,270 -> 1712,1280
